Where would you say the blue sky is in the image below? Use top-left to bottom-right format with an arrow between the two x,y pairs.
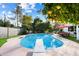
0,3 -> 46,26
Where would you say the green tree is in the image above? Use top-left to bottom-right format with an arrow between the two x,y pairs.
32,17 -> 42,33
36,21 -> 52,33
19,15 -> 32,34
32,17 -> 52,33
0,19 -> 4,26
3,20 -> 10,27
0,19 -> 14,27
22,15 -> 32,29
42,3 -> 79,24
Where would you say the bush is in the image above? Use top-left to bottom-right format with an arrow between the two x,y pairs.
19,26 -> 28,35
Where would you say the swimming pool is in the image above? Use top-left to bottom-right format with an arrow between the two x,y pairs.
20,33 -> 63,49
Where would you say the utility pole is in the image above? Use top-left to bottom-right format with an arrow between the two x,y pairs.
4,14 -> 9,38
15,3 -> 22,28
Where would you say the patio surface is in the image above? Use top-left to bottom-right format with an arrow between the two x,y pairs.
0,34 -> 79,56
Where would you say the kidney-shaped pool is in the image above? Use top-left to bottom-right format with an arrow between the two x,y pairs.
20,33 -> 63,49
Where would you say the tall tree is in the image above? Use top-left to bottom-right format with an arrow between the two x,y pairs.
32,17 -> 42,33
42,3 -> 79,24
22,15 -> 32,30
42,3 -> 79,40
12,3 -> 22,27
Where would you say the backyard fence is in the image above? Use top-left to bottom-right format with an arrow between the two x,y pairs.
0,27 -> 20,38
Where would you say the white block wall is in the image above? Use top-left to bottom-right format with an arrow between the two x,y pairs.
0,27 -> 20,38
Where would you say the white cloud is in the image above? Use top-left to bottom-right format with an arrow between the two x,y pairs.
29,3 -> 36,10
31,4 -> 35,9
29,3 -> 36,5
26,10 -> 32,13
22,12 -> 26,15
19,3 -> 28,9
2,4 -> 5,8
2,11 -> 6,14
19,3 -> 36,14
7,11 -> 15,18
1,11 -> 15,22
19,3 -> 36,11
7,14 -> 14,18
8,11 -> 12,15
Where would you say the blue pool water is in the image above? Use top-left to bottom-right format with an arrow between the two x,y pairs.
20,33 -> 63,49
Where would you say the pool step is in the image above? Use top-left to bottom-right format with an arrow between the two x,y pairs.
33,39 -> 46,56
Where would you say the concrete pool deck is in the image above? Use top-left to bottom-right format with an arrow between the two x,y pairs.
0,34 -> 79,56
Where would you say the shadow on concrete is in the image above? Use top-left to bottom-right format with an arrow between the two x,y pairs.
26,52 -> 33,56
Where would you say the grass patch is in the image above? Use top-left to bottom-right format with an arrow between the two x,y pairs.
0,38 -> 7,47
0,35 -> 19,47
8,35 -> 19,38
63,35 -> 79,43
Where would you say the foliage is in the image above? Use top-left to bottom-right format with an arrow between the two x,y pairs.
32,17 -> 52,33
32,17 -> 42,33
42,3 -> 79,24
0,19 -> 4,26
4,20 -> 11,27
22,15 -> 32,30
22,15 -> 32,26
19,15 -> 32,35
0,35 -> 19,47
0,19 -> 14,27
62,34 -> 79,43
19,25 -> 28,35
